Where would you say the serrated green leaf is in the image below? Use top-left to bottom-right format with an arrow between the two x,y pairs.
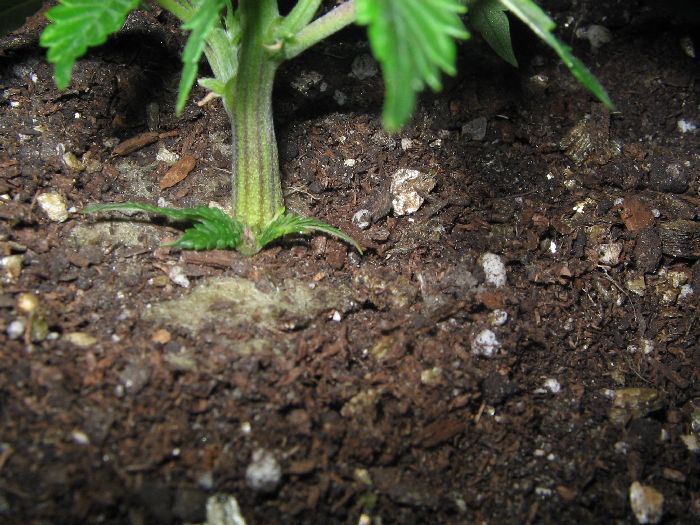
84,202 -> 243,250
39,0 -> 140,89
356,0 -> 470,132
0,0 -> 43,37
471,0 -> 517,66
176,0 -> 226,115
498,0 -> 613,108
258,213 -> 363,254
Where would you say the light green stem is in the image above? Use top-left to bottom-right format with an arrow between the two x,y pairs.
227,0 -> 283,248
284,0 -> 356,60
278,0 -> 323,35
191,0 -> 360,253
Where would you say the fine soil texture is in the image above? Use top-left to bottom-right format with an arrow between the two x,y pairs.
0,2 -> 698,524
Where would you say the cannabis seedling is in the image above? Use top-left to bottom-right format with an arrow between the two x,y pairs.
38,0 -> 612,255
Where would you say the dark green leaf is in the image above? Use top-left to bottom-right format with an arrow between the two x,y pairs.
0,0 -> 43,37
471,0 -> 517,66
356,0 -> 470,132
258,213 -> 363,254
39,0 -> 141,89
84,202 -> 243,250
176,0 -> 226,115
498,0 -> 614,108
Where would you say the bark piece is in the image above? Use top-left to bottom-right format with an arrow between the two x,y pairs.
112,132 -> 159,156
159,155 -> 196,190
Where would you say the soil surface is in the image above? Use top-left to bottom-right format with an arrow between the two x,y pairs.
1,2 -> 698,524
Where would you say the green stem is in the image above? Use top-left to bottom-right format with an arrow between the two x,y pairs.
284,0 -> 356,60
196,0 -> 360,254
278,0 -> 323,36
226,0 -> 282,251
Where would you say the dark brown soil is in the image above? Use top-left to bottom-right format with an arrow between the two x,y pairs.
0,2 -> 698,524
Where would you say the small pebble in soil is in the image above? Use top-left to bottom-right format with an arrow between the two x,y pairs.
597,243 -> 623,266
7,319 -> 25,340
471,329 -> 501,358
677,119 -> 696,133
352,209 -> 372,230
333,90 -> 347,105
489,309 -> 508,326
198,494 -> 247,525
245,449 -> 281,493
119,361 -> 152,395
37,192 -> 69,222
70,430 -> 90,445
575,24 -> 612,50
678,284 -> 694,301
608,388 -> 663,425
1,255 -> 23,281
291,70 -> 322,94
542,378 -> 561,394
640,339 -> 654,355
680,36 -> 695,58
629,481 -> 664,524
168,266 -> 190,288
63,332 -> 97,348
156,146 -> 179,165
401,138 -> 413,150
480,253 -> 507,288
681,434 -> 699,453
420,367 -> 442,386
461,116 -> 487,141
626,276 -> 646,296
351,54 -> 378,80
358,514 -> 371,525
390,168 -> 436,216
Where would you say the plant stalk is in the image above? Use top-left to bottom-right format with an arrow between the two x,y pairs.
225,0 -> 282,252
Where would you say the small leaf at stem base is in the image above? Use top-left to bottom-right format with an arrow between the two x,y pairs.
258,213 -> 363,254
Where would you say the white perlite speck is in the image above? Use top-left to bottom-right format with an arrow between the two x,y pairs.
390,169 -> 436,216
200,494 -> 247,525
597,243 -> 623,266
480,253 -> 507,288
489,309 -> 508,326
7,319 -> 25,340
471,329 -> 501,358
352,209 -> 371,230
543,378 -> 561,394
677,119 -> 696,133
37,192 -> 69,222
168,266 -> 190,288
245,449 -> 281,493
629,482 -> 664,524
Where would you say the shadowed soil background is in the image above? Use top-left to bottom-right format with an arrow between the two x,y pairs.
0,1 -> 698,523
